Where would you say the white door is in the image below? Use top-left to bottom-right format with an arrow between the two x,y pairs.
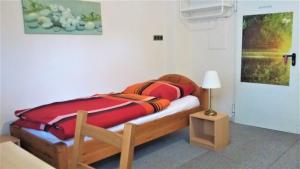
235,1 -> 300,134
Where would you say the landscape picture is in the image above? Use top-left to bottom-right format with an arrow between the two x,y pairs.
241,12 -> 293,86
22,0 -> 102,35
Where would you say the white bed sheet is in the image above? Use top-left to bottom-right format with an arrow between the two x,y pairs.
23,95 -> 200,147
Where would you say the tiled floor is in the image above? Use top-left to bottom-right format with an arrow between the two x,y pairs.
93,123 -> 300,169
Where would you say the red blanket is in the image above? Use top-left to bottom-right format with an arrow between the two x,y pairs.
14,94 -> 170,140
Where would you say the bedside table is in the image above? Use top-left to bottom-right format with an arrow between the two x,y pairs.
0,135 -> 20,146
189,111 -> 229,151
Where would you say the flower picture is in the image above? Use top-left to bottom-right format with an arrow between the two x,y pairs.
22,0 -> 102,35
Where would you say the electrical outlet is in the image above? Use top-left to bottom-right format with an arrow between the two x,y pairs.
153,35 -> 163,41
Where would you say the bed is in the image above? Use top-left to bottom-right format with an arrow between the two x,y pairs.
10,74 -> 208,169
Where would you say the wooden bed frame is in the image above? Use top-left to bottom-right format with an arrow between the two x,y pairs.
10,74 -> 208,169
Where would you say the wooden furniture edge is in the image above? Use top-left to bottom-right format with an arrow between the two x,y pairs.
0,135 -> 20,146
0,141 -> 55,169
10,125 -> 68,169
10,74 -> 208,169
72,111 -> 136,169
189,111 -> 230,151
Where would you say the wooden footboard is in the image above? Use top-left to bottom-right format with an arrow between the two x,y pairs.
10,74 -> 208,169
78,106 -> 200,165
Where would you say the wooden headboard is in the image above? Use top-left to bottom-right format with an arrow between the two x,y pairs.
158,74 -> 208,110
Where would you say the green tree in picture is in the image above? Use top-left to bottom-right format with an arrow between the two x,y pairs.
241,12 -> 293,86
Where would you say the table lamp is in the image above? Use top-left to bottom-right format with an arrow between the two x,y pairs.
202,70 -> 221,116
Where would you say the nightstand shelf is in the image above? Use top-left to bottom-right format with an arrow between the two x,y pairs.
189,111 -> 229,150
191,136 -> 214,147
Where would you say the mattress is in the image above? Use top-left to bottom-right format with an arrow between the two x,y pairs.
23,95 -> 200,146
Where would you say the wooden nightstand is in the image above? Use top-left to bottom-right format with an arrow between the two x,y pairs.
189,111 -> 229,151
0,135 -> 20,146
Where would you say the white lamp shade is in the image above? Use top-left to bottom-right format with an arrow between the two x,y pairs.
202,71 -> 221,89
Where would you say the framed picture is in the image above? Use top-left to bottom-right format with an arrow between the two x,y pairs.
241,12 -> 293,86
22,0 -> 102,35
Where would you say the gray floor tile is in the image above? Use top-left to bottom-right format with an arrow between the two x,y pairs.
92,123 -> 300,169
230,123 -> 298,147
269,140 -> 300,169
221,128 -> 299,169
134,140 -> 208,169
179,151 -> 240,169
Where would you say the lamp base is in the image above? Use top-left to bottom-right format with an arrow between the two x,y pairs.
204,109 -> 217,116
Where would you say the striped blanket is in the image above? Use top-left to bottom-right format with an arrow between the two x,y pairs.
14,94 -> 170,140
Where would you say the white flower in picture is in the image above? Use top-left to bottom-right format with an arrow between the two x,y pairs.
39,9 -> 51,16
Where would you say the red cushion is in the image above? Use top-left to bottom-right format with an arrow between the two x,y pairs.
122,81 -> 195,101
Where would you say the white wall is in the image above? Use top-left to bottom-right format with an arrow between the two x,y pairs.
0,0 -> 168,134
166,2 -> 236,116
188,18 -> 236,116
164,2 -> 191,74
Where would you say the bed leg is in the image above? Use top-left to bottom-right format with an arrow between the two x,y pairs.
55,143 -> 69,169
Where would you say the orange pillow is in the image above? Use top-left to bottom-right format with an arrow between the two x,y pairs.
122,80 -> 195,101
